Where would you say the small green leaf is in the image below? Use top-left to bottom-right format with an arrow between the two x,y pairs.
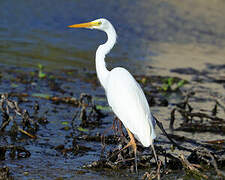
61,121 -> 69,125
177,80 -> 186,88
62,126 -> 71,131
67,71 -> 73,75
93,96 -> 106,102
161,84 -> 168,91
38,71 -> 46,78
24,171 -> 29,176
11,83 -> 18,88
32,93 -> 51,99
167,77 -> 174,87
38,63 -> 43,70
141,77 -> 147,84
96,105 -> 111,111
77,127 -> 89,132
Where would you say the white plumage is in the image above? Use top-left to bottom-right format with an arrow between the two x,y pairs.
106,67 -> 156,147
92,18 -> 156,147
68,18 -> 157,171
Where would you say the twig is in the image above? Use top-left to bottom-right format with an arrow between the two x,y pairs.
18,127 -> 36,139
207,151 -> 225,178
156,160 -> 162,180
179,154 -> 208,179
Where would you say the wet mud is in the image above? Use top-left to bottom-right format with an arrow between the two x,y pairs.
0,64 -> 224,179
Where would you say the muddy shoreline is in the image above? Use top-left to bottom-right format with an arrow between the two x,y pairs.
0,63 -> 224,179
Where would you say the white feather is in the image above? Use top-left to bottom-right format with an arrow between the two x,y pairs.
106,67 -> 156,147
92,18 -> 156,147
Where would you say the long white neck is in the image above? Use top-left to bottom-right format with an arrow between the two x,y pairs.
95,23 -> 117,89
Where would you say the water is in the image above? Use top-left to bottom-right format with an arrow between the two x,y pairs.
1,0 -> 148,71
1,0 -> 225,73
0,0 -> 225,179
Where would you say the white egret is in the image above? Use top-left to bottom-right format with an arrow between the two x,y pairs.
68,18 -> 157,172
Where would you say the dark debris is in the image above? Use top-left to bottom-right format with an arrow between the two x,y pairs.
0,66 -> 225,179
72,93 -> 106,129
0,166 -> 13,180
0,145 -> 30,160
170,91 -> 225,134
0,94 -> 38,139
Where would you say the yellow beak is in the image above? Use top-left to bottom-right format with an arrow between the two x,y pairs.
68,21 -> 99,28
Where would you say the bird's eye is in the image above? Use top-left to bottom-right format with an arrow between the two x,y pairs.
98,21 -> 102,25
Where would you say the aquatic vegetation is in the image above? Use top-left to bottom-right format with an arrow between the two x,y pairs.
77,127 -> 89,132
37,64 -> 46,79
160,77 -> 188,92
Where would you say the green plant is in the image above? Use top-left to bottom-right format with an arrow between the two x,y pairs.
161,77 -> 187,92
38,63 -> 46,79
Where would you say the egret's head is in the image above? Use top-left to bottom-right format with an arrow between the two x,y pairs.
68,18 -> 111,32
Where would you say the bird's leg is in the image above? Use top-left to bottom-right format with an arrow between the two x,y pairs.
118,120 -> 125,138
112,117 -> 118,135
122,128 -> 136,152
151,143 -> 162,180
121,128 -> 138,173
151,143 -> 158,165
